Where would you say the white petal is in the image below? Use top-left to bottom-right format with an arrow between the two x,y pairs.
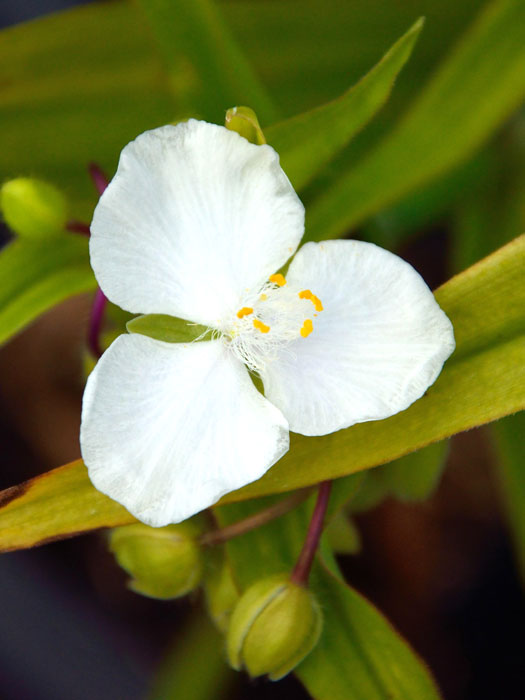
80,334 -> 289,526
261,240 -> 455,436
90,120 -> 304,326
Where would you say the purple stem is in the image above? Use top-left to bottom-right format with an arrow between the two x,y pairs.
290,481 -> 332,586
66,220 -> 91,236
85,163 -> 109,358
88,162 -> 109,195
88,287 -> 107,359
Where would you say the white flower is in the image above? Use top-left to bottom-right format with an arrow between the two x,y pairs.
80,119 -> 455,527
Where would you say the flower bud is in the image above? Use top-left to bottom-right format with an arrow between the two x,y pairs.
1,177 -> 67,239
225,106 -> 266,145
227,574 -> 322,680
109,522 -> 203,600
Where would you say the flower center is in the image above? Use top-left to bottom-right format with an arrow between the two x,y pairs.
224,274 -> 323,372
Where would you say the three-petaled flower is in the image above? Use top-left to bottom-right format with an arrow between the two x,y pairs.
80,119 -> 455,526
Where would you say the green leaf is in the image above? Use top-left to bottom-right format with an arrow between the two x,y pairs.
451,128 -> 525,274
376,440 -> 449,503
265,18 -> 424,191
297,566 -> 441,699
215,498 -> 440,698
324,512 -> 361,555
0,236 -> 95,346
0,0 -> 485,218
126,314 -> 209,343
0,2 -> 177,219
0,461 -> 134,552
491,412 -> 525,582
331,442 -> 448,518
0,236 -> 523,550
149,610 -> 238,700
305,0 -> 525,241
134,0 -> 278,125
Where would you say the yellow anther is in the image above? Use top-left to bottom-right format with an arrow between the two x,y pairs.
236,307 -> 253,319
298,289 -> 323,312
269,273 -> 286,287
260,293 -> 268,301
253,318 -> 270,334
300,319 -> 314,338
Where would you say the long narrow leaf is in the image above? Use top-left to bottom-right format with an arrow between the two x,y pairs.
135,0 -> 278,124
266,18 -> 424,191
0,236 -> 95,345
305,0 -> 525,241
0,235 -> 523,549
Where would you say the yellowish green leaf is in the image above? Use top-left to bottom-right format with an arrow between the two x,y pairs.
0,236 -> 523,550
0,461 -> 134,552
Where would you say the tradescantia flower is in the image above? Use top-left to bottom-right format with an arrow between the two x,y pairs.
80,119 -> 455,527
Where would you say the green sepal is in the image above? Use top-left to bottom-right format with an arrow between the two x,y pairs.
225,106 -> 266,145
126,313 -> 209,343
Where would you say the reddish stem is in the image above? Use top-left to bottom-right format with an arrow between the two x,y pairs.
290,481 -> 332,586
84,163 -> 110,358
88,287 -> 107,359
66,220 -> 91,236
88,162 -> 109,195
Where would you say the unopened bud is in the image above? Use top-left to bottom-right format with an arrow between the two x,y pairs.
1,177 -> 67,239
225,106 -> 266,145
109,522 -> 203,600
227,574 -> 322,680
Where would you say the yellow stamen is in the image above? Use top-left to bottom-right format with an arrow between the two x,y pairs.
298,289 -> 323,312
300,319 -> 313,338
236,306 -> 253,319
253,318 -> 270,334
259,293 -> 268,301
269,273 -> 286,287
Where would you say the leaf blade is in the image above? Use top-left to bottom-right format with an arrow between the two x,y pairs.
0,236 -> 523,549
0,236 -> 95,346
215,498 -> 440,699
305,0 -> 525,241
265,17 -> 424,191
134,0 -> 278,124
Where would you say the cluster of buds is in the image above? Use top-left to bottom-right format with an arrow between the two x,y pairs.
109,513 -> 324,680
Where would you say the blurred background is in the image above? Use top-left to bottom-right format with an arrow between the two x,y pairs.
0,1 -> 524,698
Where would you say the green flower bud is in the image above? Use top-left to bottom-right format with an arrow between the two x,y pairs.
109,522 -> 203,600
227,574 -> 322,680
0,177 -> 67,239
225,106 -> 266,145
